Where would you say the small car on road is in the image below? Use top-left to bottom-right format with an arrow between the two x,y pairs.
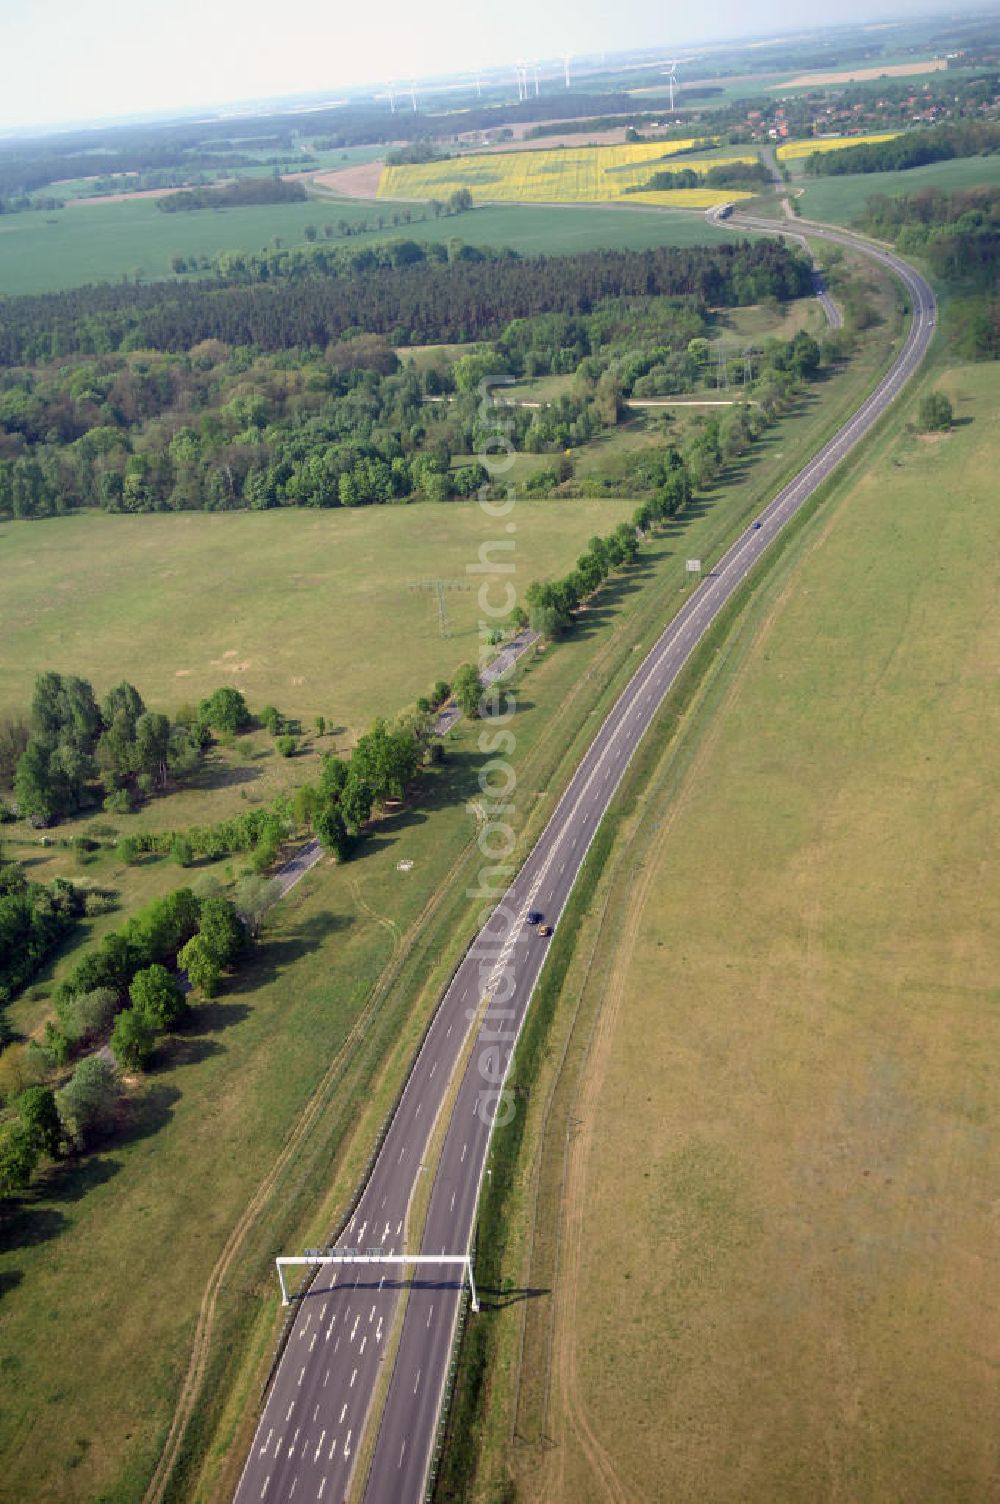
537,924 -> 553,938
526,910 -> 543,926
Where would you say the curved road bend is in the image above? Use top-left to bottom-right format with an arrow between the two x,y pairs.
233,226 -> 935,1504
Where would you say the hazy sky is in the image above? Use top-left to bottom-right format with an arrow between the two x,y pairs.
0,0 -> 953,132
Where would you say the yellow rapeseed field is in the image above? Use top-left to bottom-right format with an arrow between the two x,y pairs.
377,142 -> 756,208
776,132 -> 902,160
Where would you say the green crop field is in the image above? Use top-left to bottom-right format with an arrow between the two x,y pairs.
0,499 -> 635,730
488,362 -> 1000,1504
0,195 -> 736,295
795,152 -> 1000,225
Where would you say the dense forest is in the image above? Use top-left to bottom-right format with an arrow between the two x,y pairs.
0,239 -> 812,366
626,160 -> 771,193
805,120 -> 1000,176
0,255 -> 825,519
155,177 -> 307,212
857,185 -> 1000,357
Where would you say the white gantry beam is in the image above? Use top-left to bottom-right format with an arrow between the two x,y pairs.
276,1253 -> 479,1312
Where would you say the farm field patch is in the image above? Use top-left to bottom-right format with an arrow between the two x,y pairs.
0,194 -> 737,295
378,141 -> 756,207
512,362 -> 1000,1504
777,131 -> 902,161
795,150 -> 1000,224
0,500 -> 634,732
776,57 -> 946,87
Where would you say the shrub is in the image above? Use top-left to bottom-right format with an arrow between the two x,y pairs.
58,985 -> 118,1043
0,1120 -> 39,1195
276,735 -> 298,758
199,686 -> 250,733
171,834 -> 194,867
178,934 -> 221,997
55,1055 -> 120,1150
452,663 -> 484,719
110,1008 -> 155,1072
130,964 -> 188,1029
918,391 -> 954,432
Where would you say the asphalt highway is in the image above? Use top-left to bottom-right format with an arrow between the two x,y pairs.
233,222 -> 935,1504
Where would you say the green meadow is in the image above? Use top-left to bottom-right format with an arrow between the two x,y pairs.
0,194 -> 735,295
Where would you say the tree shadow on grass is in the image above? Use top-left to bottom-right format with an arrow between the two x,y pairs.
182,998 -> 252,1037
156,1035 -> 226,1071
477,1284 -> 550,1312
41,1153 -> 120,1205
0,1269 -> 24,1300
116,1082 -> 181,1150
0,1204 -> 68,1255
184,755 -> 263,795
230,910 -> 352,991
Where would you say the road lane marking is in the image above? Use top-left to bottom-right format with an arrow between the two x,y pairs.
369,1304 -> 376,1322
317,1480 -> 326,1500
286,1403 -> 295,1422
398,1439 -> 407,1468
414,1368 -> 421,1393
350,1368 -> 357,1387
360,1336 -> 367,1354
323,1368 -> 330,1387
427,1304 -> 434,1327
260,1476 -> 270,1498
259,1428 -> 273,1456
339,1404 -> 347,1423
314,1431 -> 326,1461
298,1366 -> 305,1386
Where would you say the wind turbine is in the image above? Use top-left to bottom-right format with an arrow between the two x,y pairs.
562,53 -> 573,88
385,81 -> 396,114
532,59 -> 540,97
410,80 -> 418,112
666,60 -> 679,113
515,60 -> 529,101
